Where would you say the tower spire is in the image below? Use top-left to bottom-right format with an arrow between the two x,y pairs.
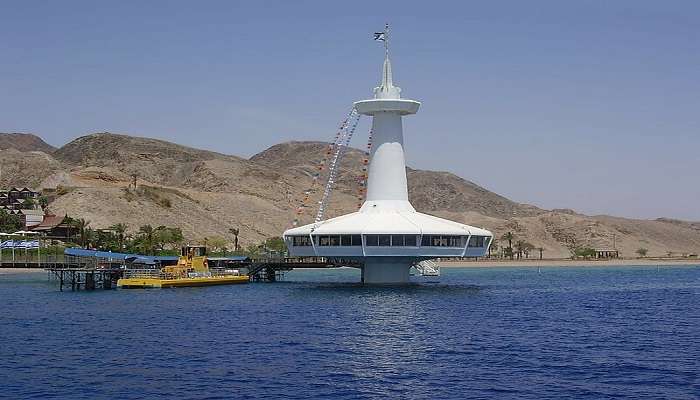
373,23 -> 400,99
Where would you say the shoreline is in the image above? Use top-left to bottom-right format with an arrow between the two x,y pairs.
1,259 -> 698,276
0,268 -> 46,275
440,258 -> 700,268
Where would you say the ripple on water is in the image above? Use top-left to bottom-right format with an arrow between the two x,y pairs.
0,266 -> 698,399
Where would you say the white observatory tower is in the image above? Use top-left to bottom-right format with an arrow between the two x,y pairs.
283,27 -> 493,283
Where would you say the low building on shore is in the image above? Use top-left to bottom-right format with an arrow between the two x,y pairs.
595,249 -> 619,259
29,214 -> 78,241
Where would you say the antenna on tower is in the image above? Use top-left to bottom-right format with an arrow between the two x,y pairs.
373,23 -> 390,58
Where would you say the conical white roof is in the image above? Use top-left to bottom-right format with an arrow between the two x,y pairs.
285,208 -> 491,237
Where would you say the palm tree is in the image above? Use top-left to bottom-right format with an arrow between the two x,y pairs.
515,240 -> 526,259
76,218 -> 91,247
138,225 -> 156,255
110,223 -> 128,251
21,197 -> 36,210
488,239 -> 498,258
501,232 -> 514,260
38,195 -> 49,210
229,228 -> 240,252
63,215 -> 75,243
538,247 -> 544,260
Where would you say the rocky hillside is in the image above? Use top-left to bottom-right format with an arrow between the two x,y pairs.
5,132 -> 700,258
250,141 -> 544,219
0,133 -> 55,153
0,148 -> 63,188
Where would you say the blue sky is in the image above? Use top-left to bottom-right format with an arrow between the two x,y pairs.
2,1 -> 699,220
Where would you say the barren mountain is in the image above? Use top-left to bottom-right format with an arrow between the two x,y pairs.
6,132 -> 700,258
250,141 -> 544,219
0,133 -> 55,153
0,148 -> 63,188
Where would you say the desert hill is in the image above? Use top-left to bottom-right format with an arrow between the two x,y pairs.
0,133 -> 55,153
3,132 -> 700,258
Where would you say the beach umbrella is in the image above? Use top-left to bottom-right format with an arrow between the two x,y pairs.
0,233 -> 16,265
0,232 -> 9,264
12,231 -> 40,266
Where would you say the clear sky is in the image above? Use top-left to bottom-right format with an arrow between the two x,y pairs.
2,1 -> 698,221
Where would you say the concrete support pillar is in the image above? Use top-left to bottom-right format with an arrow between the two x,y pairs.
362,259 -> 411,284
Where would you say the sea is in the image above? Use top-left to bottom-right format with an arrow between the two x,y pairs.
1,265 -> 698,400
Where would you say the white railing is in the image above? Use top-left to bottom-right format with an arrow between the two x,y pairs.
123,269 -> 161,279
123,268 -> 245,280
413,259 -> 440,277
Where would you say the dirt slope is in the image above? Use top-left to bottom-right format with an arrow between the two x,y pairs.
4,132 -> 699,257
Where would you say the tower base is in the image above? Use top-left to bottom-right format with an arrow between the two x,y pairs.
362,259 -> 411,284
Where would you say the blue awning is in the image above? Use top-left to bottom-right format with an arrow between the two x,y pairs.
64,248 -> 180,263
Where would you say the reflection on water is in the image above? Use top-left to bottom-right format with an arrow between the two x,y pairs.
0,266 -> 698,399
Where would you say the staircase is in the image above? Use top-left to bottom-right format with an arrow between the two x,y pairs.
413,259 -> 440,277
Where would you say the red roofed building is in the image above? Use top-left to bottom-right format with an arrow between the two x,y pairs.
30,214 -> 77,241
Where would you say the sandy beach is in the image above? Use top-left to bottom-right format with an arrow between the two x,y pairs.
440,258 -> 700,268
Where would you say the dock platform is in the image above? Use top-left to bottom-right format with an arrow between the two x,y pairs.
42,256 -> 362,290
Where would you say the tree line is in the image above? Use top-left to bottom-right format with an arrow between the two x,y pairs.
490,232 -> 543,260
67,219 -> 287,258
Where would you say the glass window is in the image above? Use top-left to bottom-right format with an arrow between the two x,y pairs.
432,236 -> 445,247
351,235 -> 362,246
319,236 -> 330,246
329,235 -> 340,246
449,236 -> 462,247
405,235 -> 417,247
468,236 -> 485,248
421,235 -> 430,247
292,236 -> 311,246
341,235 -> 351,246
365,235 -> 379,246
379,235 -> 391,246
391,235 -> 404,246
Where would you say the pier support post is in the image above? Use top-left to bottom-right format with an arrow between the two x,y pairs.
85,272 -> 95,290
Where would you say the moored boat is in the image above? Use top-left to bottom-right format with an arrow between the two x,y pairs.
117,245 -> 248,289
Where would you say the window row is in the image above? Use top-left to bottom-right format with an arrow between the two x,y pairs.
316,235 -> 363,247
291,236 -> 313,247
420,235 -> 468,248
289,234 -> 491,248
290,235 -> 363,247
365,234 -> 418,247
468,235 -> 490,248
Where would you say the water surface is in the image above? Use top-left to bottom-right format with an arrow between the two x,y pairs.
1,266 -> 698,399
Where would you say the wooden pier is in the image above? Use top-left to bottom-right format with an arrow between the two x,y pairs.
41,256 -> 362,290
47,266 -> 124,291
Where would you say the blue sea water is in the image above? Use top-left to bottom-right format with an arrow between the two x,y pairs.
0,266 -> 698,400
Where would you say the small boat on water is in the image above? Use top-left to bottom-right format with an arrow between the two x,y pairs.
117,245 -> 248,289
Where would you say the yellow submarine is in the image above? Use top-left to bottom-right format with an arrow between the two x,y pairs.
117,245 -> 249,288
